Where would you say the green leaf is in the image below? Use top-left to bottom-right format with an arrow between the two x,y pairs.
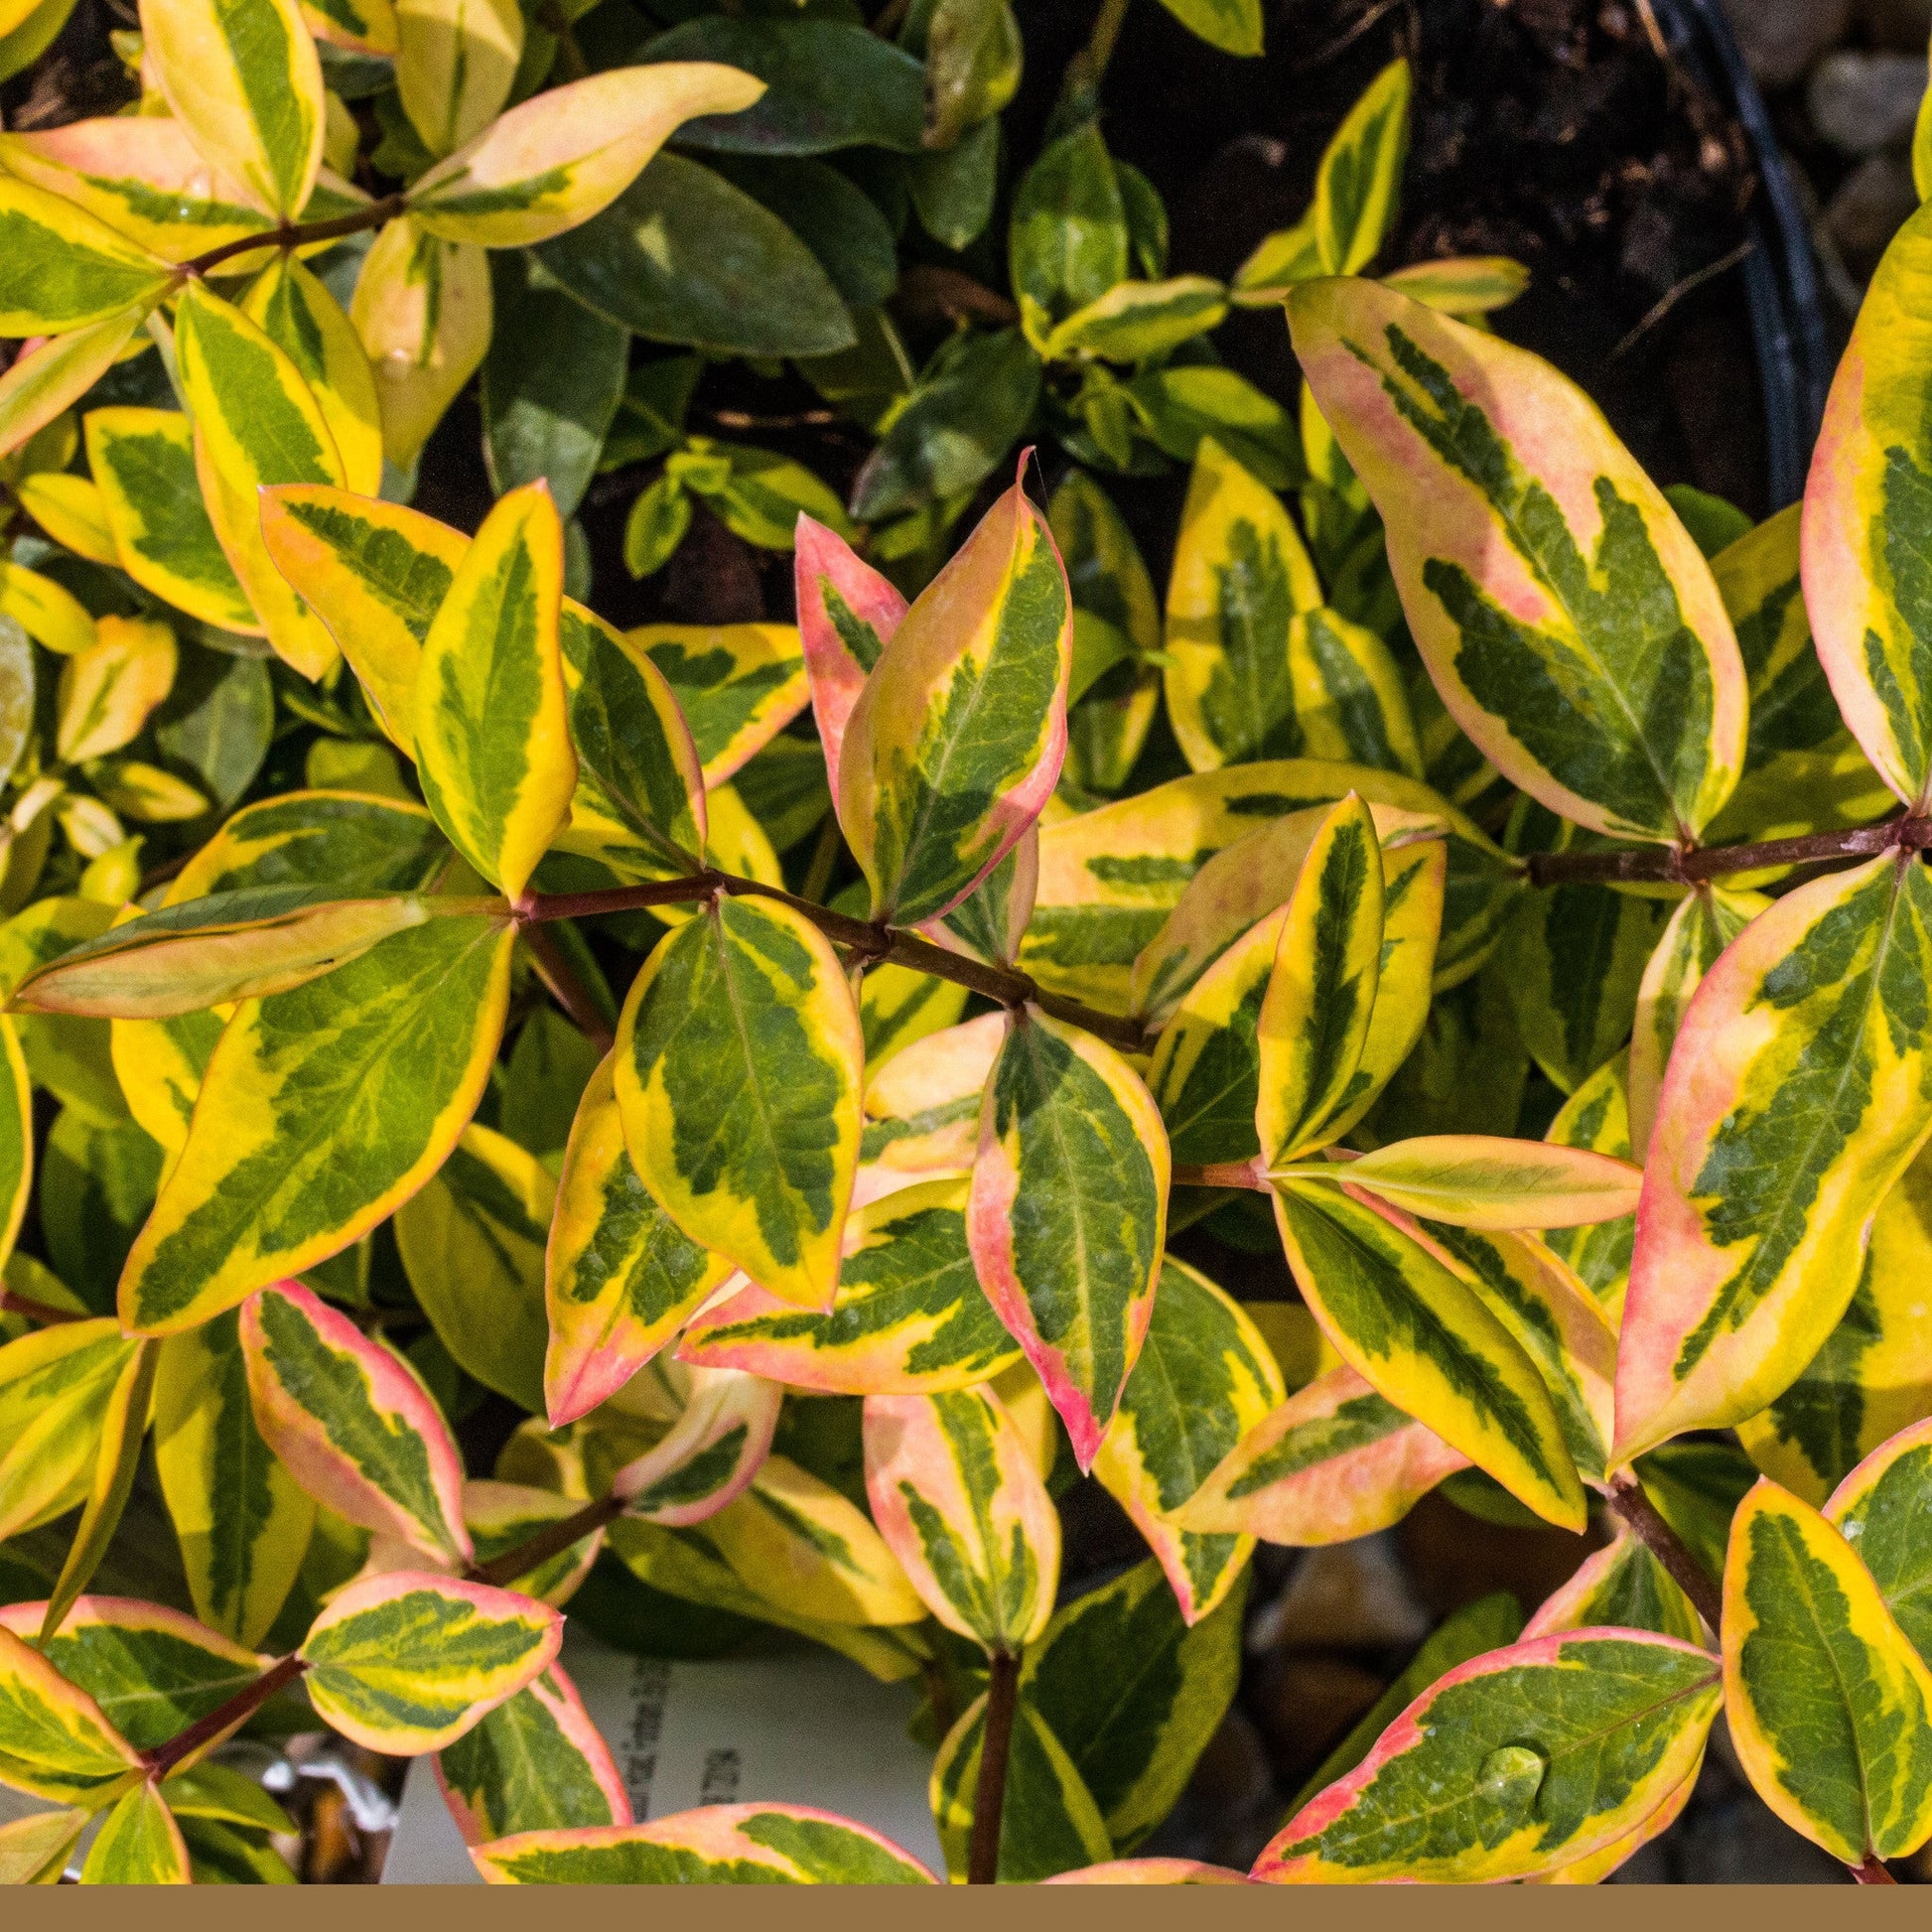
535,154 -> 856,359
297,1571 -> 562,1754
1256,1629 -> 1721,1882
474,1805 -> 936,1882
0,1804 -> 87,1883
1313,59 -> 1410,275
1149,0 -> 1260,57
1523,1528 -> 1702,1644
616,895 -> 862,1311
119,911 -> 515,1333
1824,1414 -> 1932,1667
634,621 -> 807,789
862,1384 -> 1059,1650
1127,364 -> 1304,491
0,180 -> 170,337
1009,124 -> 1127,345
0,1317 -> 139,1540
0,1620 -> 140,1804
1024,1557 -> 1247,1850
849,328 -> 1041,522
1724,1477 -> 1932,1865
642,20 -> 923,154
483,258 -> 628,522
167,789 -> 450,900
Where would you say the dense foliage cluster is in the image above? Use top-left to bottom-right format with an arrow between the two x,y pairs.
0,0 -> 1929,1887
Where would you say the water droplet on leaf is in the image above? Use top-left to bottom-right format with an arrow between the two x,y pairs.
1475,1744 -> 1546,1811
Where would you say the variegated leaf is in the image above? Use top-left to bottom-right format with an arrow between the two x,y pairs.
241,1278 -> 471,1565
1288,605 -> 1424,777
545,1054 -> 731,1427
615,895 -> 862,1311
794,511 -> 903,800
1270,1181 -> 1585,1528
1163,435 -> 1320,773
678,1175 -> 1020,1394
1092,1257 -> 1283,1622
79,1780 -> 188,1883
1177,1361 -> 1466,1543
0,1318 -> 139,1542
1615,853 -> 1932,1461
1288,276 -> 1746,841
611,1367 -> 780,1525
840,473 -> 1071,925
1724,1477 -> 1932,1865
860,1010 -> 1004,1180
119,910 -> 514,1333
1254,1630 -> 1721,1882
1825,1415 -> 1932,1666
1299,1136 -> 1642,1231
1523,1528 -> 1702,1644
0,1622 -> 140,1804
435,1663 -> 629,1845
929,1695 -> 1111,1882
0,179 -> 171,337
165,789 -> 450,902
969,1006 -> 1169,1466
629,622 -> 805,790
474,1804 -> 935,1883
297,1571 -> 562,1754
862,1384 -> 1059,1650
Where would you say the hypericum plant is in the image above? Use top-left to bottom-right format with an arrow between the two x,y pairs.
3,0 -> 1932,1887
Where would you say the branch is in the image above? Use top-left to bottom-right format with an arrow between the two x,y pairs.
467,1491 -> 626,1589
516,869 -> 1151,1053
519,922 -> 616,1057
0,1288 -> 85,1325
181,194 -> 408,278
1606,1473 -> 1724,1635
968,1650 -> 1021,1884
1524,815 -> 1932,889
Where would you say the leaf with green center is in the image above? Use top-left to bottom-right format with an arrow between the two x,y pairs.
241,1278 -> 471,1565
474,1804 -> 935,1883
1092,1257 -> 1283,1623
0,1597 -> 265,1753
929,1696 -> 1112,1882
968,1006 -> 1169,1467
633,621 -> 806,789
1288,605 -> 1424,778
1269,1181 -> 1585,1528
1801,202 -> 1932,809
1723,1477 -> 1932,1865
1825,1414 -> 1932,1665
839,473 -> 1072,925
862,1384 -> 1059,1650
0,1622 -> 140,1804
172,281 -> 346,678
1312,59 -> 1410,275
0,1318 -> 140,1542
1255,793 -> 1383,1164
1024,758 -> 1506,1016
55,616 -> 173,763
435,1663 -> 629,1845
413,482 -> 575,901
395,1123 -> 551,1413
1541,1054 -> 1634,1313
794,512 -> 904,802
463,1481 -> 603,1606
11,888 -> 441,1019
704,1453 -> 923,1627
1739,1153 -> 1932,1504
138,0 -> 324,216
1615,853 -> 1932,1461
0,178 -> 170,337
545,1054 -> 733,1427
1022,1556 -> 1246,1852
1255,1629 -> 1721,1882
1177,1361 -> 1465,1542
153,1310 -> 313,1647
118,910 -> 514,1333
680,1177 -> 1017,1394
78,1778 -> 188,1883
615,895 -> 861,1312
166,790 -> 450,902
297,1571 -> 562,1754
611,1366 -> 780,1526
85,408 -> 256,635
1627,885 -> 1766,1162
1288,276 -> 1745,841
1163,436 -> 1321,773
1523,1528 -> 1702,1644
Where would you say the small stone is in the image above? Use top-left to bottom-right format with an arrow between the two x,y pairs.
1249,1533 -> 1433,1655
1721,0 -> 1852,90
1807,50 -> 1929,155
1826,151 -> 1921,275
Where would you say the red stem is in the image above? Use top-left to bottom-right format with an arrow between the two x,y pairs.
1607,1473 -> 1724,1634
1524,815 -> 1932,889
968,1651 -> 1021,1884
